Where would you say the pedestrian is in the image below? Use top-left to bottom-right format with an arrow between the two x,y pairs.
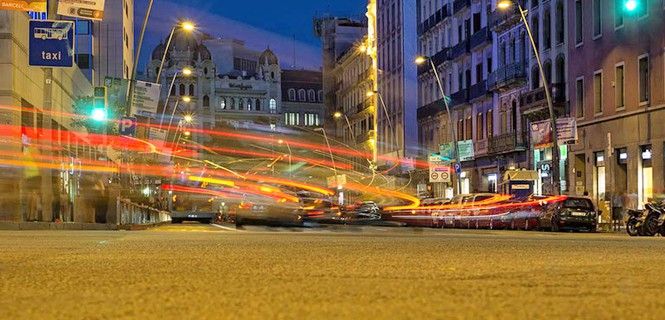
612,192 -> 625,231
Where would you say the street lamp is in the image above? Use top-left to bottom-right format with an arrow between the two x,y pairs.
156,20 -> 196,82
497,0 -> 561,195
183,114 -> 193,124
415,55 -> 462,194
182,96 -> 192,103
334,111 -> 356,143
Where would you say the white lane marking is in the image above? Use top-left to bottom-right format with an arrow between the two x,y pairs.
211,224 -> 244,232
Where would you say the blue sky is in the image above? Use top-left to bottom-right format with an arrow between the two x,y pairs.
135,0 -> 365,72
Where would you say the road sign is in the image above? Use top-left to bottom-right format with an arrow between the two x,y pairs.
131,81 -> 161,118
1,0 -> 46,12
119,117 -> 136,136
429,156 -> 451,183
29,20 -> 74,67
454,163 -> 462,175
439,142 -> 455,161
457,140 -> 475,162
57,0 -> 105,20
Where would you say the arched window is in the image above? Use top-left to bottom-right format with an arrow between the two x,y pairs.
531,66 -> 540,90
171,84 -> 176,95
318,90 -> 323,102
298,89 -> 306,102
229,98 -> 235,110
179,84 -> 185,95
220,98 -> 226,110
238,98 -> 244,110
288,89 -> 296,101
556,1 -> 564,44
255,99 -> 261,111
204,67 -> 208,76
555,55 -> 565,85
203,95 -> 210,108
543,60 -> 552,85
270,72 -> 275,79
269,99 -> 277,114
247,99 -> 252,111
188,84 -> 195,96
308,89 -> 316,102
543,8 -> 551,50
499,42 -> 506,66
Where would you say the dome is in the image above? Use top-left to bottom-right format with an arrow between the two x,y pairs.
259,48 -> 279,65
194,44 -> 212,61
151,41 -> 167,61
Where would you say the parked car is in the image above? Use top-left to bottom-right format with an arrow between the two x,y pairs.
538,196 -> 598,232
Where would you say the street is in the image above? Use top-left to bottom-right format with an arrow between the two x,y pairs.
2,225 -> 665,319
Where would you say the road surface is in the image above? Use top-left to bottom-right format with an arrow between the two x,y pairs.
1,223 -> 664,319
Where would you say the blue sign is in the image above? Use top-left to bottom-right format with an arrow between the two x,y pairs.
119,117 -> 137,137
454,163 -> 462,175
29,20 -> 74,67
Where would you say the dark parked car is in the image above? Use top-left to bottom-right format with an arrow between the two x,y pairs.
539,197 -> 598,232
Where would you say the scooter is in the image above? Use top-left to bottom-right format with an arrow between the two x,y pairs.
626,209 -> 646,237
627,202 -> 665,237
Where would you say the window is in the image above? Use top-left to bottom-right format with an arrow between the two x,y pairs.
639,55 -> 650,103
465,117 -> 472,141
179,84 -> 185,96
298,89 -> 306,101
593,0 -> 602,38
543,9 -> 551,49
556,2 -> 565,44
304,113 -> 320,126
75,20 -> 91,35
75,54 -> 91,69
614,0 -> 624,28
575,0 -> 583,45
188,84 -> 195,96
615,64 -> 625,109
255,99 -> 261,111
308,89 -> 316,102
284,112 -> 299,126
229,98 -> 236,110
531,67 -> 540,90
576,78 -> 584,118
594,71 -> 603,114
531,16 -> 539,51
476,113 -> 484,140
486,110 -> 493,138
203,95 -> 210,109
457,119 -> 464,142
318,90 -> 323,102
270,99 -> 277,113
247,99 -> 252,111
220,98 -> 226,110
288,89 -> 296,101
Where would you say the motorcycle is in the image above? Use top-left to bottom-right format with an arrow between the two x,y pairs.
626,201 -> 665,237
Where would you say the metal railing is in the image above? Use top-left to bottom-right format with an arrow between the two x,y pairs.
116,198 -> 171,226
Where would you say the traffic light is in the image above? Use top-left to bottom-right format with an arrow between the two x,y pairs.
92,86 -> 108,122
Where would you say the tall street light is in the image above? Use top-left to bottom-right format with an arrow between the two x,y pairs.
156,21 -> 196,83
497,0 -> 560,195
416,55 -> 462,194
160,67 -> 193,126
333,111 -> 356,143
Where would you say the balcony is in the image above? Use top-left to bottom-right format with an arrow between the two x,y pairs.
453,0 -> 470,14
450,89 -> 469,106
469,80 -> 489,101
487,62 -> 527,91
489,9 -> 521,32
417,48 -> 451,76
417,98 -> 447,120
450,39 -> 469,60
488,131 -> 527,155
469,27 -> 491,50
419,5 -> 451,35
520,83 -> 567,120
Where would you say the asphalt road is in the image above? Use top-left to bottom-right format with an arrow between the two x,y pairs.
1,223 -> 664,319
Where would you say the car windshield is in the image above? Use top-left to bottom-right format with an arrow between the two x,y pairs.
562,198 -> 593,210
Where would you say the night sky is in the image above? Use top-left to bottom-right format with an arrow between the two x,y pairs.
135,0 -> 366,72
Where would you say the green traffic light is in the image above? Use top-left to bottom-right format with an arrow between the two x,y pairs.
91,108 -> 108,122
624,0 -> 638,11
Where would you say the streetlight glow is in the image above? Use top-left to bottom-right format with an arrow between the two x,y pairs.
277,139 -> 284,144
415,56 -> 428,65
624,0 -> 638,11
183,114 -> 193,123
182,96 -> 192,103
91,108 -> 108,122
497,0 -> 512,10
183,131 -> 191,137
366,91 -> 375,97
181,21 -> 195,32
333,111 -> 342,119
182,67 -> 193,76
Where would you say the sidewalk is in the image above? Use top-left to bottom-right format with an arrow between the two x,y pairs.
0,221 -> 169,231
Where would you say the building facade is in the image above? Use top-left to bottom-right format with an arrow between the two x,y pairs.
567,0 -> 665,209
376,0 -> 420,166
281,70 -> 325,128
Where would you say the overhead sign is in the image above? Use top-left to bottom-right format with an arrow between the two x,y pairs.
0,0 -> 46,12
457,140 -> 475,162
57,0 -> 105,20
29,20 -> 74,68
429,156 -> 451,183
104,77 -> 129,110
530,120 -> 552,148
131,81 -> 161,118
119,117 -> 136,137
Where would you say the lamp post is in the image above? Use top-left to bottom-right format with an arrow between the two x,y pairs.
497,0 -> 560,195
156,21 -> 196,83
416,56 -> 462,194
160,67 -> 193,126
333,111 -> 356,143
277,139 -> 293,178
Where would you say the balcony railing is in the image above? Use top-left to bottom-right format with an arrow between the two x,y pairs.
469,80 -> 488,100
488,131 -> 527,155
487,62 -> 527,91
469,27 -> 491,50
419,5 -> 451,35
451,39 -> 469,59
489,9 -> 521,32
450,88 -> 469,106
453,0 -> 471,14
520,83 -> 566,116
